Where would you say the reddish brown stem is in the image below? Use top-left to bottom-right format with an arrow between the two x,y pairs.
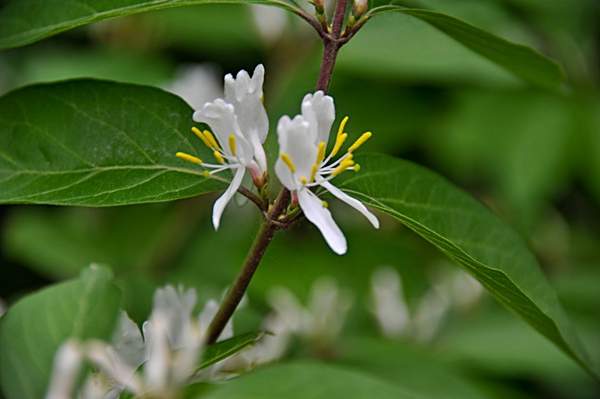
205,0 -> 350,345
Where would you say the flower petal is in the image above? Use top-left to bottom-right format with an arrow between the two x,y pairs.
213,167 -> 246,230
193,99 -> 253,163
224,65 -> 269,162
46,341 -> 83,399
320,180 -> 380,228
298,189 -> 347,255
111,311 -> 145,370
301,91 -> 335,145
275,115 -> 316,187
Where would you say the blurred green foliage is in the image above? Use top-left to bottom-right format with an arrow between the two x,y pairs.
0,1 -> 599,398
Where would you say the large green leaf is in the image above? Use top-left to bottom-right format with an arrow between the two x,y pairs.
0,79 -> 225,206
201,361 -> 425,399
0,0 -> 299,50
367,6 -> 564,89
0,266 -> 121,399
336,153 -> 598,378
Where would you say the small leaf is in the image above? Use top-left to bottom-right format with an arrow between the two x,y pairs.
0,0 -> 300,50
199,332 -> 264,370
0,79 -> 225,206
0,265 -> 121,399
201,361 -> 425,399
336,153 -> 598,379
367,6 -> 564,89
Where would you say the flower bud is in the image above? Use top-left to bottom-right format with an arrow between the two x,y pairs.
352,0 -> 368,19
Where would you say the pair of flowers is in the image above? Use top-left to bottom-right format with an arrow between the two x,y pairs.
177,65 -> 378,254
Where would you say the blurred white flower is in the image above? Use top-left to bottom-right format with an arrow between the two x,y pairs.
250,6 -> 288,45
240,277 -> 353,366
275,91 -> 379,254
166,63 -> 223,111
370,267 -> 411,338
46,285 -> 234,399
46,341 -> 83,399
369,267 -> 483,343
177,64 -> 269,229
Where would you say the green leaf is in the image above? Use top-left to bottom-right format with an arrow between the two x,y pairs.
0,0 -> 299,50
336,153 -> 598,379
0,79 -> 225,206
367,6 -> 564,89
201,361 -> 425,399
199,332 -> 264,370
0,266 -> 121,399
337,337 -> 496,399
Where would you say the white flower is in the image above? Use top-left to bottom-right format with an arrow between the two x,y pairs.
45,285 -> 234,399
275,91 -> 379,254
370,267 -> 411,338
166,63 -> 223,111
176,64 -> 269,229
369,267 -> 483,343
46,341 -> 83,399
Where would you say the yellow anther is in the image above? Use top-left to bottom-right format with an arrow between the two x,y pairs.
316,141 -> 327,165
310,164 -> 319,182
191,127 -> 212,149
331,158 -> 355,176
322,201 -> 329,208
228,134 -> 237,157
337,116 -> 349,138
203,130 -> 220,150
347,131 -> 372,153
330,133 -> 348,158
202,170 -> 211,178
353,163 -> 361,172
300,176 -> 308,185
213,150 -> 225,164
280,153 -> 296,173
176,152 -> 203,165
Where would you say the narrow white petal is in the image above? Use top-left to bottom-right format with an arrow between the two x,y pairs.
275,115 -> 317,183
111,311 -> 145,370
143,314 -> 170,391
298,189 -> 347,255
212,167 -> 246,230
152,286 -> 197,349
193,99 -> 253,163
320,181 -> 380,228
224,64 -> 269,148
85,341 -> 142,394
301,91 -> 335,145
46,341 -> 83,399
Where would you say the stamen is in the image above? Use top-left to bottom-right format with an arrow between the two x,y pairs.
322,201 -> 329,208
202,171 -> 211,178
347,131 -> 372,153
353,164 -> 361,172
330,133 -> 348,158
176,152 -> 203,165
300,176 -> 308,185
316,141 -> 327,165
228,134 -> 237,157
337,116 -> 349,138
213,151 -> 225,164
280,153 -> 296,173
310,164 -> 319,182
203,130 -> 221,150
191,127 -> 213,149
331,158 -> 355,176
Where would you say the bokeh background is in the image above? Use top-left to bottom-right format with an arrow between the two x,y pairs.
0,1 -> 599,398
